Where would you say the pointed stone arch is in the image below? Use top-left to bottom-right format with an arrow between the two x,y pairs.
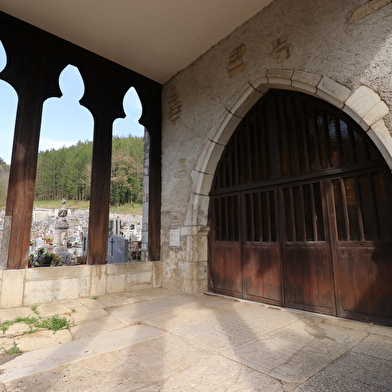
189,70 -> 392,230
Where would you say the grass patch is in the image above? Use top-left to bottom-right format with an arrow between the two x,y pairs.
31,305 -> 39,315
36,315 -> 70,332
0,313 -> 70,334
6,343 -> 21,355
91,296 -> 98,300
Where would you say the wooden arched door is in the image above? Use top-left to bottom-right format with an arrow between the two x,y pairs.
209,90 -> 392,325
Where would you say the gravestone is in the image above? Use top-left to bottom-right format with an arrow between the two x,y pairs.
54,199 -> 69,254
82,234 -> 88,256
109,217 -> 121,236
35,238 -> 45,249
108,235 -> 128,263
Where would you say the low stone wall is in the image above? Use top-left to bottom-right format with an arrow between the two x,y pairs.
0,262 -> 162,307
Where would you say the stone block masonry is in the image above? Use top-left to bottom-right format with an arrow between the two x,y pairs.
228,43 -> 247,77
347,0 -> 391,23
271,36 -> 294,63
0,262 -> 157,307
168,86 -> 182,124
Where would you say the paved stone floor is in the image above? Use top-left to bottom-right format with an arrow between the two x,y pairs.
0,288 -> 391,391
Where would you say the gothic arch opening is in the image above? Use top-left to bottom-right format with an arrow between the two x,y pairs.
37,64 -> 94,202
0,40 -> 17,205
209,89 -> 392,325
111,86 -> 145,259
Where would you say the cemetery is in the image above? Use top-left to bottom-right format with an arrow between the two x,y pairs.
9,202 -> 143,267
0,202 -> 151,307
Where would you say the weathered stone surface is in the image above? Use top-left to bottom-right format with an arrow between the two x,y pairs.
223,320 -> 366,382
0,324 -> 166,383
69,307 -> 108,324
317,76 -> 351,107
34,302 -> 71,317
157,355 -> 282,392
352,334 -> 392,360
295,352 -> 392,391
69,315 -> 126,340
15,329 -> 72,352
346,85 -> 389,126
368,119 -> 392,168
347,0 -> 391,23
1,289 -> 392,391
228,84 -> 263,118
0,270 -> 25,308
292,70 -> 322,94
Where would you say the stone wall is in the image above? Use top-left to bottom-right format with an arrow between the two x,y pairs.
0,262 -> 160,307
159,0 -> 392,293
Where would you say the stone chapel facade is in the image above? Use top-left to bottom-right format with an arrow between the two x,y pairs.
1,0 -> 392,325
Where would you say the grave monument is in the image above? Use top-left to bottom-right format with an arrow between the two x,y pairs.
53,199 -> 69,255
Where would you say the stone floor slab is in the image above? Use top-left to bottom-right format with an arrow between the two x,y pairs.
0,324 -> 167,383
0,307 -> 34,323
295,352 -> 392,391
150,354 -> 283,392
1,289 -> 392,391
75,297 -> 107,309
69,307 -> 108,324
366,324 -> 392,338
15,329 -> 72,352
69,315 -> 127,340
223,319 -> 367,382
3,333 -> 210,391
35,302 -> 72,317
352,333 -> 392,360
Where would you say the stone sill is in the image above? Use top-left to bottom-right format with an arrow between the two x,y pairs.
0,262 -> 159,308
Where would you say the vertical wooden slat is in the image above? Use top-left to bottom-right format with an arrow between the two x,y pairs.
311,106 -> 321,170
347,124 -> 356,164
299,185 -> 307,241
310,183 -> 318,241
289,187 -> 296,241
335,117 -> 343,167
252,114 -> 261,181
321,109 -> 332,168
300,99 -> 310,173
339,179 -> 351,241
368,173 -> 381,241
288,96 -> 300,174
280,96 -> 291,176
260,106 -> 268,180
353,176 -> 365,242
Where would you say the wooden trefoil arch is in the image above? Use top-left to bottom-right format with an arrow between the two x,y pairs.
209,89 -> 392,325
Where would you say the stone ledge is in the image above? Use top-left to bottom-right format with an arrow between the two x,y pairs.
0,262 -> 155,308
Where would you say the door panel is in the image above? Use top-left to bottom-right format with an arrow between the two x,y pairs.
329,170 -> 392,323
209,194 -> 242,297
284,244 -> 334,313
209,90 -> 392,325
210,242 -> 242,297
335,245 -> 392,320
243,189 -> 282,305
281,180 -> 335,314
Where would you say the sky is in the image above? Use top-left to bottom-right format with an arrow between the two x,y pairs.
0,41 -> 144,165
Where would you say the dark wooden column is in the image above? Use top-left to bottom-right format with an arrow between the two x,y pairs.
87,114 -> 113,264
0,30 -> 53,269
138,87 -> 162,261
0,11 -> 162,268
85,71 -> 121,265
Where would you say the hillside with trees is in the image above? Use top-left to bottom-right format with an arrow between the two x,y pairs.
0,158 -> 10,206
0,135 -> 144,207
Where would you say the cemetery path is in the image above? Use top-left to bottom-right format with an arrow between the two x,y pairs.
0,288 -> 391,391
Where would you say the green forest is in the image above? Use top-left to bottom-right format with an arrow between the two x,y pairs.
0,135 -> 144,207
0,158 -> 9,207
